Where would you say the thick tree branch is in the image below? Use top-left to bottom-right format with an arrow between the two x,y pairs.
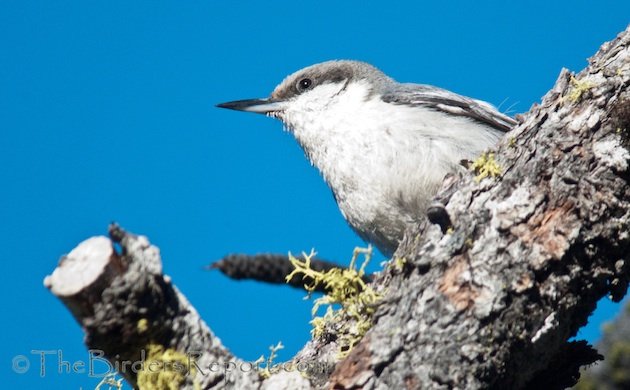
326,26 -> 630,389
44,224 -> 260,389
46,26 -> 630,389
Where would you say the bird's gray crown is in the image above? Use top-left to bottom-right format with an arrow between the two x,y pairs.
271,60 -> 394,101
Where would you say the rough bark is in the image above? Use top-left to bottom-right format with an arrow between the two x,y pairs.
44,224 -> 260,389
45,26 -> 630,389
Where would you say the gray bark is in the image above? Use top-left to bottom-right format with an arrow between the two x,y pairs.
45,26 -> 630,389
44,224 -> 260,389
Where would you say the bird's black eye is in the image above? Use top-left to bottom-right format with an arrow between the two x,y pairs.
297,78 -> 312,92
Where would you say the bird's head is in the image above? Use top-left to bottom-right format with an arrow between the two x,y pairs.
217,60 -> 393,130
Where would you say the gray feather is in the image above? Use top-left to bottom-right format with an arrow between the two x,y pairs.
381,84 -> 517,132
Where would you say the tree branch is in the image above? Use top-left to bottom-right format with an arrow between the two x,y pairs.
44,224 -> 260,389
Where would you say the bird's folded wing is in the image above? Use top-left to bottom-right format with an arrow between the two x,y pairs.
381,84 -> 517,132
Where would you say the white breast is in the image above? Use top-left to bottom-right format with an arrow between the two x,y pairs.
278,81 -> 502,255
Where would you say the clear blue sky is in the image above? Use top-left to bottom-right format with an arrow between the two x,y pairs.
1,1 -> 628,388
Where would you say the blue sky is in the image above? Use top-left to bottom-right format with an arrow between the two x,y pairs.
1,1 -> 628,388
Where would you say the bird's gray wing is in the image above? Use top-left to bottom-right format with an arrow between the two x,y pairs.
381,84 -> 517,132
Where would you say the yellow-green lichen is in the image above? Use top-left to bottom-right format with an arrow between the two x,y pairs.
137,343 -> 198,390
393,257 -> 407,271
286,247 -> 381,358
508,137 -> 516,147
95,373 -> 124,390
470,152 -> 502,182
255,341 -> 284,379
567,75 -> 595,103
137,318 -> 149,334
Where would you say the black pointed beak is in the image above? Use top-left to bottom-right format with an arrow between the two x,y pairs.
216,98 -> 285,114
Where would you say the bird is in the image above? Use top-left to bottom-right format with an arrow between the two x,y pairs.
217,60 -> 516,257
